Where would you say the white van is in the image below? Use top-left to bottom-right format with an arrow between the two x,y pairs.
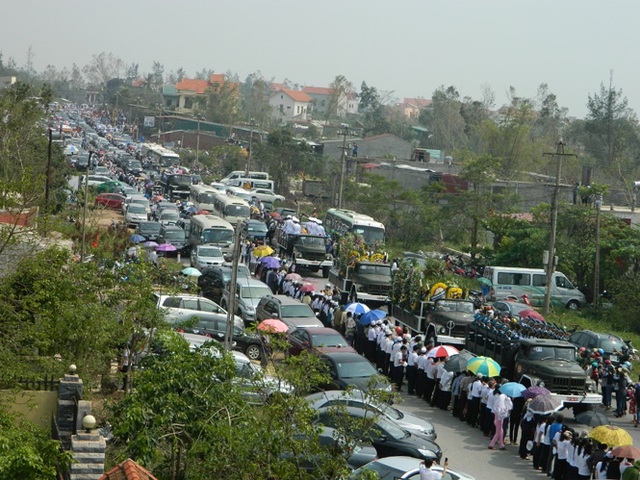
221,171 -> 269,183
483,266 -> 586,310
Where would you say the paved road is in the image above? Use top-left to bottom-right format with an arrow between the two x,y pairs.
394,389 -> 640,480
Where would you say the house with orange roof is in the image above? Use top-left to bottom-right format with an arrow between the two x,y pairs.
269,88 -> 312,122
163,73 -> 238,113
302,86 -> 359,118
98,458 -> 158,480
400,97 -> 433,119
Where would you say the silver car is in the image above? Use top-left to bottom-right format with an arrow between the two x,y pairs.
349,456 -> 476,480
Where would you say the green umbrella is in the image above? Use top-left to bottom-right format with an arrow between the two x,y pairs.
477,277 -> 492,287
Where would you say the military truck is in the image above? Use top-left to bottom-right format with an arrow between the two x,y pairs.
160,173 -> 191,201
464,322 -> 599,412
272,227 -> 332,277
328,261 -> 391,307
392,298 -> 475,347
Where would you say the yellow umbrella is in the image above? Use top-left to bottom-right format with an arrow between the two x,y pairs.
589,425 -> 633,447
253,245 -> 274,258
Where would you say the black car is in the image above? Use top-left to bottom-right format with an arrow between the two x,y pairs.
198,265 -> 250,304
567,330 -> 629,365
314,407 -> 442,462
157,225 -> 187,253
240,219 -> 268,244
180,317 -> 264,360
136,221 -> 161,241
319,352 -> 392,393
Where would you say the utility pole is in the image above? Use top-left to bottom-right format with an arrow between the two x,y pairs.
224,224 -> 243,351
593,193 -> 603,310
542,141 -> 576,315
80,151 -> 94,262
245,119 -> 256,177
195,115 -> 201,169
337,124 -> 350,209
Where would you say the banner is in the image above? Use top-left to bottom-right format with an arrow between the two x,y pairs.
143,116 -> 155,127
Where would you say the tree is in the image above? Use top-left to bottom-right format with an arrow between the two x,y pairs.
324,75 -> 353,124
420,85 -> 467,152
82,52 -> 124,91
198,79 -> 239,125
150,61 -> 164,91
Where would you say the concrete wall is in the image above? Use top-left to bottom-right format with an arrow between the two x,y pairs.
0,390 -> 58,429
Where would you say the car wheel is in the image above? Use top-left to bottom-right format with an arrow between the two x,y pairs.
245,344 -> 261,360
566,300 -> 580,310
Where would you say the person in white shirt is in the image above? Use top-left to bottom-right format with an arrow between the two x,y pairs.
466,374 -> 484,427
424,358 -> 437,405
419,458 -> 448,480
438,369 -> 454,410
484,381 -> 497,436
554,431 -> 572,479
291,218 -> 302,235
392,345 -> 408,391
366,324 -> 378,361
406,345 -> 419,395
416,347 -> 428,398
575,440 -> 593,480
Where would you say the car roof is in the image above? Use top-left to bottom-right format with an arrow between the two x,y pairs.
321,351 -> 370,363
269,295 -> 302,305
161,225 -> 183,231
292,327 -> 341,335
237,277 -> 269,287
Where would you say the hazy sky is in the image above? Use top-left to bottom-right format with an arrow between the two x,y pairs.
1,0 -> 638,119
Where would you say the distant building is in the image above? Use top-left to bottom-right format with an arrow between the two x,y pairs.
269,88 -> 312,122
399,97 -> 432,120
302,86 -> 359,118
0,76 -> 16,89
163,73 -> 238,113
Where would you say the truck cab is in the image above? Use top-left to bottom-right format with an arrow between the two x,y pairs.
273,228 -> 332,277
424,299 -> 476,347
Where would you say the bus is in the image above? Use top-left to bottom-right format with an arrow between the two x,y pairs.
145,144 -> 181,168
190,184 -> 219,212
226,178 -> 275,191
212,193 -> 251,226
188,215 -> 235,258
324,208 -> 386,245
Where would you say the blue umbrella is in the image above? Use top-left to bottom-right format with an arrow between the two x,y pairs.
260,256 -> 281,269
186,206 -> 198,213
359,309 -> 387,325
129,234 -> 146,243
344,302 -> 371,316
499,382 -> 527,398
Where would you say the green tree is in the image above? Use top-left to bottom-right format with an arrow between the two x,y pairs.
324,75 -> 354,124
198,79 -> 239,125
420,85 -> 467,152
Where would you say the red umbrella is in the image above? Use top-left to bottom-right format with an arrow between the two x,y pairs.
197,209 -> 210,215
611,445 -> 640,459
257,318 -> 289,333
269,212 -> 281,219
426,345 -> 460,359
519,309 -> 545,322
299,284 -> 315,293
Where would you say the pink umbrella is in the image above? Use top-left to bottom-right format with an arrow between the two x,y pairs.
285,273 -> 302,281
299,284 -> 315,293
156,243 -> 177,252
426,345 -> 460,359
257,318 -> 289,333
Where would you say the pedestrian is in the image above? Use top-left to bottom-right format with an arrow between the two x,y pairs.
633,375 -> 640,427
509,395 -> 525,445
438,368 -> 454,410
614,367 -> 630,417
416,347 -> 428,399
393,345 -> 408,391
451,372 -> 463,417
406,345 -> 419,395
488,388 -> 512,450
424,358 -> 437,405
519,405 -> 536,460
419,458 -> 448,480
345,312 -> 356,346
547,414 -> 566,475
554,431 -> 573,480
466,374 -> 484,428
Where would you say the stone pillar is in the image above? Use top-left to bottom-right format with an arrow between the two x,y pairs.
70,415 -> 106,480
57,365 -> 83,449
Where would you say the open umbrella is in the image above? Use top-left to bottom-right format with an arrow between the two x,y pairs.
499,382 -> 527,398
253,245 -> 275,258
181,267 -> 202,277
523,386 -> 551,400
299,284 -> 315,293
518,309 -> 546,322
260,256 -> 281,269
444,351 -> 474,372
575,410 -> 610,427
129,234 -> 145,243
426,345 -> 460,359
589,425 -> 633,447
527,394 -> 564,415
344,302 -> 371,316
142,241 -> 158,248
477,277 -> 493,286
186,206 -> 198,214
257,318 -> 289,334
466,356 -> 501,377
611,445 -> 640,459
285,273 -> 301,281
152,194 -> 163,202
359,309 -> 387,326
156,243 -> 177,252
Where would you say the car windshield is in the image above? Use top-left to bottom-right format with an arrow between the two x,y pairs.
311,333 -> 348,348
235,361 -> 260,379
128,205 -> 146,214
374,415 -> 408,441
351,226 -> 385,244
247,223 -> 268,233
335,358 -> 377,378
600,337 -> 625,352
164,231 -> 185,241
296,236 -> 325,247
161,211 -> 179,220
528,346 -> 576,362
356,264 -> 391,275
140,222 -> 161,233
203,228 -> 234,245
435,300 -> 474,313
225,204 -> 250,217
281,304 -> 316,318
242,285 -> 271,299
198,247 -> 222,258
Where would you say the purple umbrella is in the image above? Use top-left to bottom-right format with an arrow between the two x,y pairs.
523,386 -> 551,400
156,243 -> 177,252
260,256 -> 281,269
